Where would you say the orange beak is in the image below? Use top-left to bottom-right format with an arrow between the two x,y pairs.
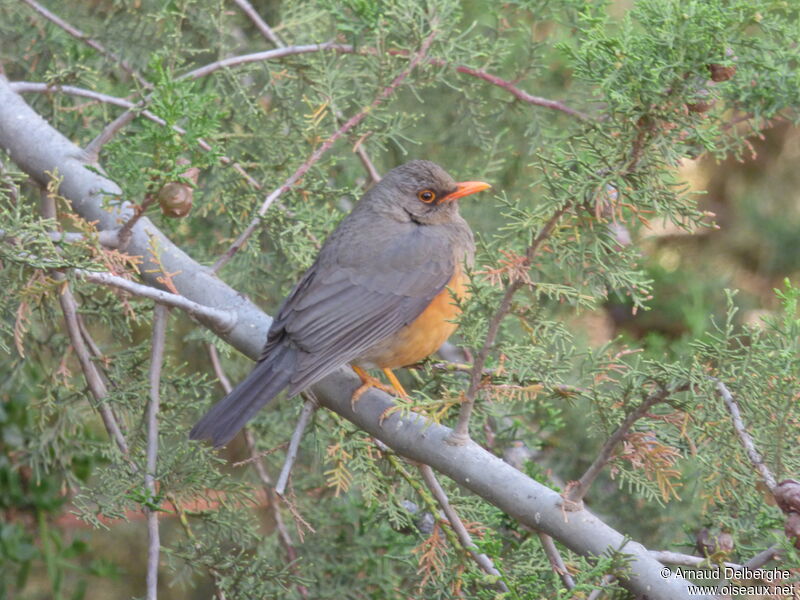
441,181 -> 492,203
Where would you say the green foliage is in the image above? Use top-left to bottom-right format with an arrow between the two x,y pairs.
2,0 -> 800,597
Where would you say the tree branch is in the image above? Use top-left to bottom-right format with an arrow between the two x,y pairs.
230,0 -> 285,47
565,385 -> 680,505
418,464 -> 509,592
207,343 -> 306,599
649,550 -> 741,570
715,379 -> 778,491
275,397 -> 318,497
19,0 -> 149,88
145,304 -> 168,600
452,64 -> 590,120
76,270 -> 237,334
0,75 -> 707,600
10,81 -> 267,191
538,532 -> 576,590
56,275 -> 131,458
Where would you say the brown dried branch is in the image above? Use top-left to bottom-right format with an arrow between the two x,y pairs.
452,64 -> 589,120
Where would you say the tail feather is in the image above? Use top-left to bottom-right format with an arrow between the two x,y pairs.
190,346 -> 296,447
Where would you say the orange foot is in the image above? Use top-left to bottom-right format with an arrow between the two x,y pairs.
351,366 -> 408,411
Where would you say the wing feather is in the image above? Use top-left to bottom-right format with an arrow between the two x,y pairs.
264,222 -> 455,394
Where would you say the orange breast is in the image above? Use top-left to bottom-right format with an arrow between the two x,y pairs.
359,268 -> 469,369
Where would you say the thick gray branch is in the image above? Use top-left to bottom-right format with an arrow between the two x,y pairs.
0,76 -> 266,349
0,76 -> 704,600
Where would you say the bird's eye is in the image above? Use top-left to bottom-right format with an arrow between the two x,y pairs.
417,189 -> 436,203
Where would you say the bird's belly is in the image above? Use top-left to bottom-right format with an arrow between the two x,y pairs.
356,269 -> 468,369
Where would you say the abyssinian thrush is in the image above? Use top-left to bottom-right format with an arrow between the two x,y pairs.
191,160 -> 489,446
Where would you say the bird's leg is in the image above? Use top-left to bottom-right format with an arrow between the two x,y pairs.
382,368 -> 408,398
351,366 -> 406,410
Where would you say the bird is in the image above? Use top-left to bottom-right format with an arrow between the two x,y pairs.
190,160 -> 490,447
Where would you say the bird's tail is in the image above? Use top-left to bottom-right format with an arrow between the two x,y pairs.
190,346 -> 297,447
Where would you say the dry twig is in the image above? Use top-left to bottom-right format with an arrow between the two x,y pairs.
715,379 -> 777,491
77,270 -> 236,333
145,305 -> 168,600
564,385 -> 682,505
418,464 -> 509,593
275,397 -> 318,497
538,532 -> 575,590
230,0 -> 285,47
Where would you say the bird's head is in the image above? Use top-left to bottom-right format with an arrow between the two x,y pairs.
369,160 -> 490,225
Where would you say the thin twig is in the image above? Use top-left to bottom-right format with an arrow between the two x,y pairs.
117,195 -> 158,248
275,397 -> 318,496
11,81 -> 154,118
715,379 -> 777,492
231,0 -> 285,47
145,304 -> 168,600
206,344 -> 306,599
180,42 -> 350,81
57,276 -> 131,458
564,385 -> 681,505
207,342 -> 233,392
19,0 -> 150,88
211,30 -> 439,272
41,188 -> 131,457
182,43 -> 586,120
85,108 -> 140,159
66,33 -> 585,156
85,43 -> 352,154
0,224 -> 120,247
418,464 -> 510,593
41,185 -> 131,459
452,64 -> 590,120
354,142 -> 382,184
450,204 -> 571,443
743,544 -> 783,569
76,269 -> 236,332
538,532 -> 575,590
331,105 -> 382,184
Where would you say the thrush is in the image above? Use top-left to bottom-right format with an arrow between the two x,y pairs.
191,160 -> 489,446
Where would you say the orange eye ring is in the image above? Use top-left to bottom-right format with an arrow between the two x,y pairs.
417,189 -> 436,203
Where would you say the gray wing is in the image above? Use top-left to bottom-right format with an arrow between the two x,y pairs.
262,222 -> 454,395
